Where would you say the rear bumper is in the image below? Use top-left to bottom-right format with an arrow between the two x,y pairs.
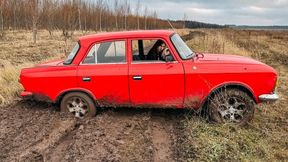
20,91 -> 52,102
259,93 -> 279,102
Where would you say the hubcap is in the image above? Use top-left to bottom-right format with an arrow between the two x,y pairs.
217,96 -> 246,123
66,97 -> 88,118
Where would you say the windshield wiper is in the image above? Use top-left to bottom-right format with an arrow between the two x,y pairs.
186,52 -> 195,59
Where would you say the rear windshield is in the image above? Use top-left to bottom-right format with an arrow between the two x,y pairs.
63,42 -> 80,65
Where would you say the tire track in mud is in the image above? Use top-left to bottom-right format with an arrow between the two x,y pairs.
150,112 -> 174,162
0,101 -> 76,162
148,109 -> 198,162
41,108 -> 156,162
0,101 -> 188,162
19,119 -> 77,161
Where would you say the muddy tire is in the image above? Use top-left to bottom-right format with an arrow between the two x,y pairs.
207,88 -> 255,126
60,92 -> 96,118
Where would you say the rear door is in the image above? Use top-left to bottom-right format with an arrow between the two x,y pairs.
77,40 -> 129,106
128,38 -> 185,108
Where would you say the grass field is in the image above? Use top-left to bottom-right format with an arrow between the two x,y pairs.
179,28 -> 288,161
0,29 -> 287,161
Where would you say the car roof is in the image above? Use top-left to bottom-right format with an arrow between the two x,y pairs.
79,30 -> 175,45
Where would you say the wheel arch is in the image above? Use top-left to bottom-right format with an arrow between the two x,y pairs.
200,82 -> 257,109
55,88 -> 96,105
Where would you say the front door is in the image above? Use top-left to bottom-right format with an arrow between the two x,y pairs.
128,38 -> 185,108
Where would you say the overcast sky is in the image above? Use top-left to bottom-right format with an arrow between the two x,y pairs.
129,0 -> 288,26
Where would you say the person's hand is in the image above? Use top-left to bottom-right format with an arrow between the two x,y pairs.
162,48 -> 170,56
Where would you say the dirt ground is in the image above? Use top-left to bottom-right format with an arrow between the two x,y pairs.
0,100 -> 189,162
0,30 -> 187,162
0,29 -> 287,162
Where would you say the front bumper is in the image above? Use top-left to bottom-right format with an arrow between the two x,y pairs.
259,93 -> 279,102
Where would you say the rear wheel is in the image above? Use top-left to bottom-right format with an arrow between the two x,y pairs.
207,88 -> 255,125
60,92 -> 96,118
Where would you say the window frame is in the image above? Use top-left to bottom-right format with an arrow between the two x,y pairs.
80,39 -> 127,65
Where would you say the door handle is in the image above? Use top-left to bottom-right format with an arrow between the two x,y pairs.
133,75 -> 142,80
82,77 -> 91,82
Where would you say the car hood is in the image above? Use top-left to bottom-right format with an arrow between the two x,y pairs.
197,53 -> 264,65
35,59 -> 64,67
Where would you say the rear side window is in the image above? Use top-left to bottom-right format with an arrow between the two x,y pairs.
83,41 -> 126,64
64,42 -> 80,65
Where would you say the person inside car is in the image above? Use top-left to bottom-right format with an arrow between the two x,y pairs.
147,40 -> 174,62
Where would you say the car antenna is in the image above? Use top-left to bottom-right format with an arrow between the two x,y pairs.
167,19 -> 176,31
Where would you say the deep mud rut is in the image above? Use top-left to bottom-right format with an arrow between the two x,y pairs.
0,100 -> 189,162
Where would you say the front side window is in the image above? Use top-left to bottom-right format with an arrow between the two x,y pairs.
83,41 -> 126,64
131,39 -> 175,62
64,42 -> 80,65
171,34 -> 194,60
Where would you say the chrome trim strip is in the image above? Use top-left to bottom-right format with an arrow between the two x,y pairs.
80,62 -> 127,65
259,93 -> 279,102
131,61 -> 178,64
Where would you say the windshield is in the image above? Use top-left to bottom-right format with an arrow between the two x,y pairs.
171,34 -> 194,59
63,42 -> 80,65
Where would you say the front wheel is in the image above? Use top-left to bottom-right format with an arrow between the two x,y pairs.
60,92 -> 97,118
207,89 -> 255,125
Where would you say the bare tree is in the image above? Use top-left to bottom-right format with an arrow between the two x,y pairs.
60,0 -> 78,54
143,6 -> 148,30
82,2 -> 88,32
97,0 -> 104,31
153,10 -> 158,29
12,0 -> 17,30
30,0 -> 39,43
42,0 -> 56,37
0,0 -> 4,38
78,0 -> 82,31
135,0 -> 141,29
123,0 -> 130,30
183,12 -> 187,28
113,0 -> 118,30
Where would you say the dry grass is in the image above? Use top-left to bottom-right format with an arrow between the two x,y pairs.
0,61 -> 22,105
0,29 -> 287,161
0,30 -> 95,105
178,28 -> 288,161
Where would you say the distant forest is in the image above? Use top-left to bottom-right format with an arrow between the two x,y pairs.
0,0 -> 226,32
180,20 -> 225,29
5,0 -> 287,43
229,25 -> 288,30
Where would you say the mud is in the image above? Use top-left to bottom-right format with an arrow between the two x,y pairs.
0,100 -> 189,162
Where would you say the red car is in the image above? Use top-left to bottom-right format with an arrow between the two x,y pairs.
19,30 -> 278,124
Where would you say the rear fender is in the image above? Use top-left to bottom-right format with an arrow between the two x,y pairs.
55,88 -> 96,103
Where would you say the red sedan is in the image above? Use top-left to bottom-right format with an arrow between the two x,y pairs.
19,30 -> 278,124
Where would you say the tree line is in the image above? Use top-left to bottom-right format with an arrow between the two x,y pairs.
0,0 -> 228,43
0,0 -> 184,41
181,20 -> 225,29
